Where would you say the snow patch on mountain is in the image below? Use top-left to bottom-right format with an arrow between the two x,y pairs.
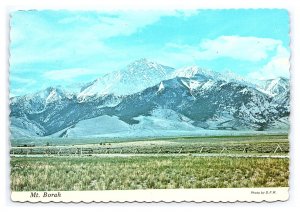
157,82 -> 165,93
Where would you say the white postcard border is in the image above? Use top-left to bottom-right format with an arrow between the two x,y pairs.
4,1 -> 297,206
11,187 -> 289,203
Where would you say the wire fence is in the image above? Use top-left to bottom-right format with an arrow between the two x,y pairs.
10,143 -> 289,157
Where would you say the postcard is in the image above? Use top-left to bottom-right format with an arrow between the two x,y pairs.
9,9 -> 290,202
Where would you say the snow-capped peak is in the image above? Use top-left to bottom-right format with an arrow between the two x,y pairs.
22,87 -> 67,103
127,58 -> 161,69
46,88 -> 61,104
259,77 -> 289,96
125,58 -> 175,78
77,59 -> 175,99
222,70 -> 254,85
169,66 -> 223,82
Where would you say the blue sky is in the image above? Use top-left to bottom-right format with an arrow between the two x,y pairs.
10,9 -> 290,96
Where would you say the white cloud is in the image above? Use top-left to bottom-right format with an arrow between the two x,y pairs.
95,12 -> 167,38
165,36 -> 283,62
247,45 -> 290,80
198,36 -> 282,61
10,88 -> 26,98
10,76 -> 36,85
10,10 -> 180,70
161,36 -> 290,80
43,68 -> 97,81
9,76 -> 37,97
57,11 -> 180,39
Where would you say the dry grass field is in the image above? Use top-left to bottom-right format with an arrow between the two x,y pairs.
10,155 -> 289,191
10,135 -> 289,191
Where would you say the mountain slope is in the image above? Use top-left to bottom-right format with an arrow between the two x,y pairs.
55,115 -> 131,138
113,77 -> 279,131
10,116 -> 45,138
10,59 -> 290,139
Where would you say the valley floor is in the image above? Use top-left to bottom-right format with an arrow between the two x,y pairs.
10,134 -> 289,191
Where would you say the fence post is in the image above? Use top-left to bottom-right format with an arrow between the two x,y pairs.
220,147 -> 227,154
57,148 -> 61,156
274,144 -> 283,153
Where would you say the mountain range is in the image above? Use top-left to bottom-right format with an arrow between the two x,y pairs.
10,58 -> 290,139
